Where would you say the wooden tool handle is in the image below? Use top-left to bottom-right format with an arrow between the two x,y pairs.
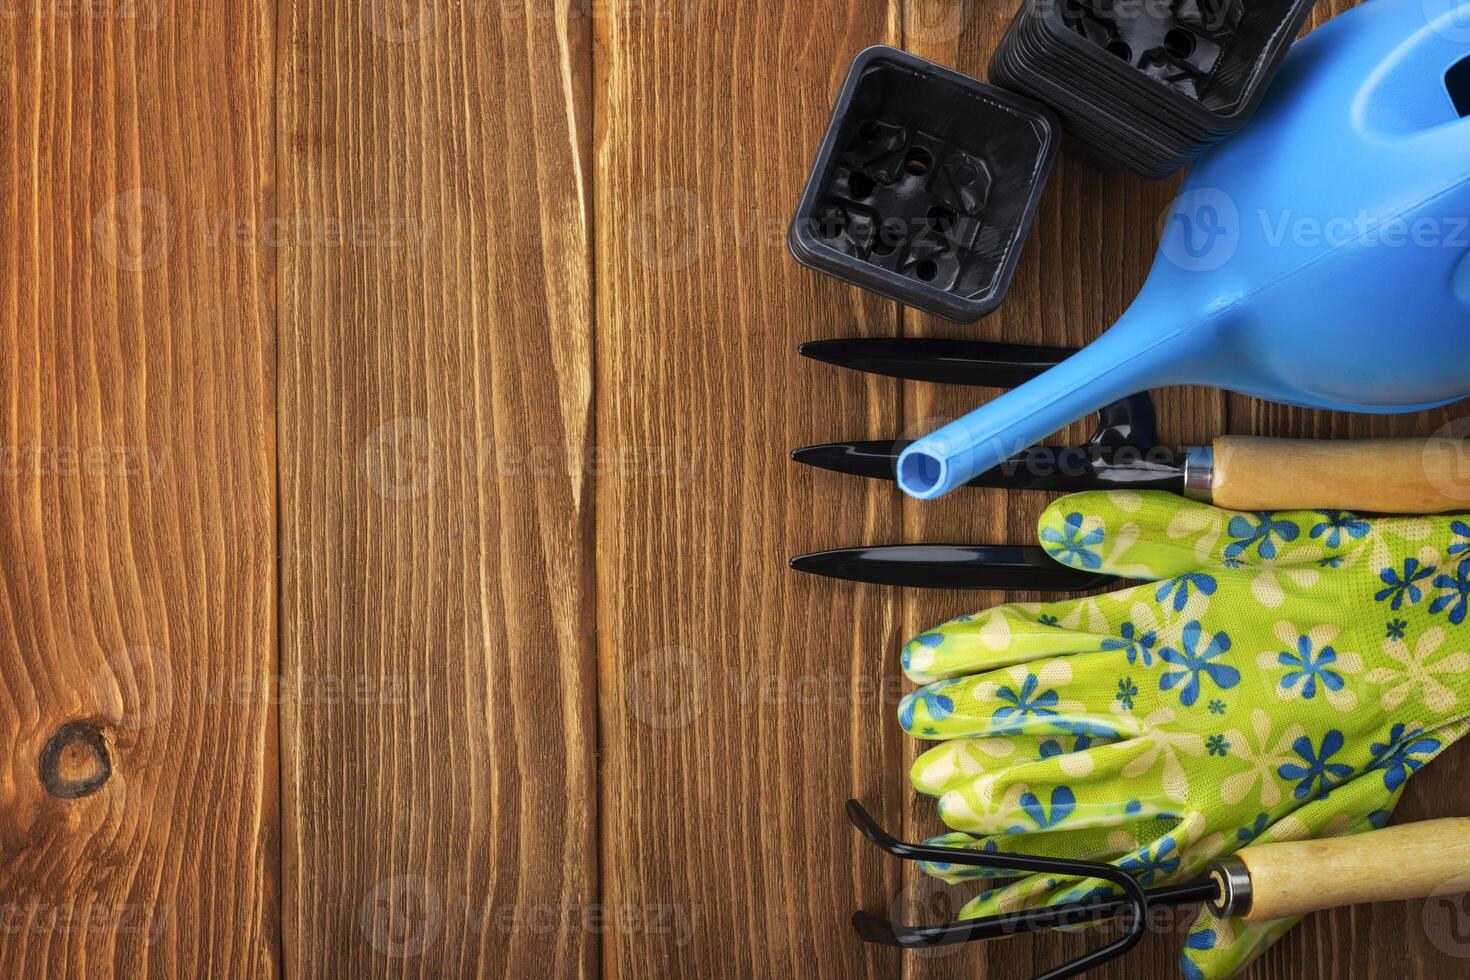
1211,436 -> 1470,514
1232,818 -> 1470,922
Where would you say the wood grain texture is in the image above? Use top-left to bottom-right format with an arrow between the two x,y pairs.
0,3 -> 278,977
1237,819 -> 1470,922
594,2 -> 906,977
1210,436 -> 1470,514
276,1 -> 597,976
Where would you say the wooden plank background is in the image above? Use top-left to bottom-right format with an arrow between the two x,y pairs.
0,1 -> 279,977
4,0 -> 1470,977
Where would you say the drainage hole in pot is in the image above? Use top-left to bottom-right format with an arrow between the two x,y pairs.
955,165 -> 977,186
915,259 -> 938,281
927,205 -> 956,234
1106,40 -> 1132,61
904,148 -> 932,177
1164,29 -> 1195,59
847,172 -> 875,199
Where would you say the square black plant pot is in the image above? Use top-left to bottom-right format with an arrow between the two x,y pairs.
789,46 -> 1060,323
1040,0 -> 1315,126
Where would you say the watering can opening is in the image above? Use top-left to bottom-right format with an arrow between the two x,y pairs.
899,452 -> 946,499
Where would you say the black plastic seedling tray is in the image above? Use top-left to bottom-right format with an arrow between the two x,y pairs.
991,0 -> 1315,178
790,46 -> 1060,322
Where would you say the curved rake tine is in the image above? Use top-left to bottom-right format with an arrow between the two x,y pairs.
846,801 -> 1152,980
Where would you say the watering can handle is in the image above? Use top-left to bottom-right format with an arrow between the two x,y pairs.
1213,818 -> 1470,923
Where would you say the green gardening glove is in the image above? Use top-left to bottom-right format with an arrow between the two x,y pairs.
898,491 -> 1470,978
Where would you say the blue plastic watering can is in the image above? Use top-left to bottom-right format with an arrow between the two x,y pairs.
898,0 -> 1470,500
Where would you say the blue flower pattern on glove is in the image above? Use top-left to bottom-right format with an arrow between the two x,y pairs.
1039,734 -> 1094,759
993,674 -> 1060,730
920,836 -> 998,880
1120,836 -> 1180,886
1181,930 -> 1217,980
1430,559 -> 1470,625
1237,812 -> 1269,845
1155,573 -> 1218,613
1225,512 -> 1300,561
1159,622 -> 1241,708
1450,521 -> 1470,558
1311,510 -> 1370,548
1041,512 -> 1105,569
1277,635 -> 1346,700
1018,787 -> 1076,831
1103,621 -> 1158,666
900,493 -> 1470,977
1376,558 -> 1436,610
1279,730 -> 1352,800
899,684 -> 955,732
1116,676 -> 1139,711
1368,723 -> 1442,791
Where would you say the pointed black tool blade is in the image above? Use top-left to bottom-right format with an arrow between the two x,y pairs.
791,441 -> 1186,493
791,441 -> 908,482
789,545 -> 1114,591
798,337 -> 1073,388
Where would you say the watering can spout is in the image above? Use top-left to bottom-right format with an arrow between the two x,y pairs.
896,302 -> 1213,500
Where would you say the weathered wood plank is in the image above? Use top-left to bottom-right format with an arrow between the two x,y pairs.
595,1 -> 905,976
0,3 -> 278,976
277,2 -> 597,975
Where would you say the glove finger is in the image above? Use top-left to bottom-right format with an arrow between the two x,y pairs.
912,729 -> 1122,797
903,589 -> 1162,685
1181,771 -> 1402,980
901,656 -> 1148,742
934,738 -> 1189,836
1038,491 -> 1373,580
